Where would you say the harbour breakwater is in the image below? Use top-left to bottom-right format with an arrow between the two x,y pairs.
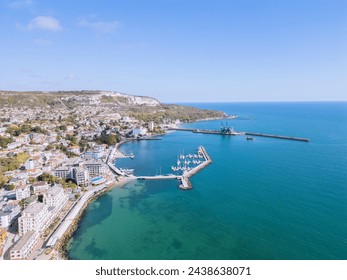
168,128 -> 310,142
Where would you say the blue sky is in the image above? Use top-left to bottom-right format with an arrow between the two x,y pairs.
0,0 -> 346,102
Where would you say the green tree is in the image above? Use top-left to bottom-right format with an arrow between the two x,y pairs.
0,136 -> 13,148
45,143 -> 54,151
38,173 -> 60,184
105,134 -> 119,145
28,177 -> 37,184
20,124 -> 32,133
58,125 -> 67,131
19,199 -> 25,209
66,135 -> 77,145
0,175 -> 8,188
95,131 -> 119,146
68,181 -> 78,190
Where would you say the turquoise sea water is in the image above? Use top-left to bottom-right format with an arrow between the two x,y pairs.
67,102 -> 347,260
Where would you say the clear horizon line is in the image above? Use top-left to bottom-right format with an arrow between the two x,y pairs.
164,100 -> 347,104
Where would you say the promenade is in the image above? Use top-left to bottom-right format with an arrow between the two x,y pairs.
45,184 -> 108,248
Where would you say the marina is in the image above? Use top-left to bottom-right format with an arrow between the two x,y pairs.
134,146 -> 212,190
67,102 -> 347,261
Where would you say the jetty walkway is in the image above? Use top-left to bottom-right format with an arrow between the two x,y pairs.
244,132 -> 310,142
137,175 -> 179,180
168,128 -> 310,142
106,145 -> 135,177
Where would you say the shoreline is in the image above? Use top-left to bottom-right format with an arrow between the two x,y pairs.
53,139 -> 142,260
50,117 -> 223,260
53,179 -> 132,260
175,115 -> 237,128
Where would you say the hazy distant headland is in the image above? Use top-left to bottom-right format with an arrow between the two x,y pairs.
0,90 -> 226,123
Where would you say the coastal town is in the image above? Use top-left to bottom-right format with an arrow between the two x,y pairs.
0,90 -> 225,260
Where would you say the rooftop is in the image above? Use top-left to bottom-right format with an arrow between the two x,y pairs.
22,203 -> 47,215
11,231 -> 37,252
16,184 -> 29,190
32,181 -> 48,187
46,186 -> 63,196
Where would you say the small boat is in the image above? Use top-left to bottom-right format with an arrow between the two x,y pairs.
246,136 -> 255,140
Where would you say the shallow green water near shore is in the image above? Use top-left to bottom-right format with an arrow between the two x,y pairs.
68,102 -> 347,259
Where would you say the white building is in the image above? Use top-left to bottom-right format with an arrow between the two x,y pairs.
84,160 -> 107,177
15,134 -> 30,144
10,231 -> 39,260
122,116 -> 131,122
15,185 -> 31,200
148,121 -> 155,132
43,186 -> 68,214
131,127 -> 148,137
83,149 -> 103,160
29,133 -> 45,143
41,165 -> 52,173
7,142 -> 21,149
31,181 -> 49,194
54,167 -> 72,179
18,203 -> 49,236
72,167 -> 90,186
9,177 -> 26,188
0,204 -> 21,229
67,146 -> 80,155
0,213 -> 11,229
24,159 -> 35,170
23,169 -> 42,178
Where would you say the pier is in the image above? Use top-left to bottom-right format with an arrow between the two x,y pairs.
168,127 -> 242,135
244,132 -> 310,142
179,146 -> 212,190
106,145 -> 137,177
167,128 -> 195,132
179,176 -> 191,190
137,175 -> 179,180
168,128 -> 310,142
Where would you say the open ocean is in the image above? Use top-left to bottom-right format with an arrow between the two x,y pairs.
67,102 -> 347,260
